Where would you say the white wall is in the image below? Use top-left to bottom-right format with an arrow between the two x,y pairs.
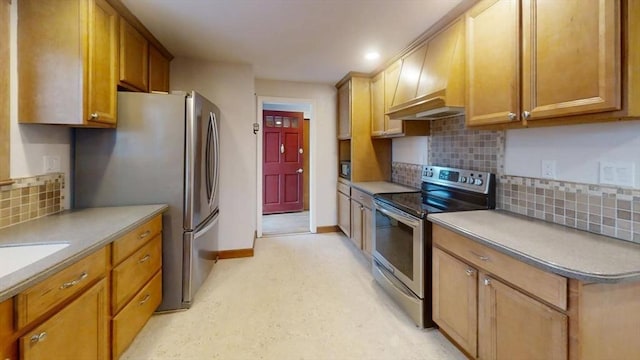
254,79 -> 337,227
505,120 -> 640,188
392,136 -> 428,164
9,1 -> 71,209
171,58 -> 257,251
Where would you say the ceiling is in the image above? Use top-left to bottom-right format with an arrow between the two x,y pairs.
121,0 -> 464,84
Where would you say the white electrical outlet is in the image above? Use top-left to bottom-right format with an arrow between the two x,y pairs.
599,161 -> 635,187
541,160 -> 557,179
43,156 -> 61,173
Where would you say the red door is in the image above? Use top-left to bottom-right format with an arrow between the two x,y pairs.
263,110 -> 304,214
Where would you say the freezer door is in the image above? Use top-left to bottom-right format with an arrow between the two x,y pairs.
184,91 -> 220,230
182,211 -> 219,307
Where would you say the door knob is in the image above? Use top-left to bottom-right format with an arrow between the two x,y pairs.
280,144 -> 285,154
296,168 -> 303,174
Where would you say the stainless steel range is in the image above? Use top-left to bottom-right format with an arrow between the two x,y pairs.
372,166 -> 496,328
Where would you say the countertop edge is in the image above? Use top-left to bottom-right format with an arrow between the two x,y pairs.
427,215 -> 640,284
350,181 -> 419,195
0,205 -> 168,303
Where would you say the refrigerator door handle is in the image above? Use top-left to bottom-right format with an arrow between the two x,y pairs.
211,112 -> 220,209
195,212 -> 219,239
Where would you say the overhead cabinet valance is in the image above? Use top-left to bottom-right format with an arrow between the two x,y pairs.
386,19 -> 465,121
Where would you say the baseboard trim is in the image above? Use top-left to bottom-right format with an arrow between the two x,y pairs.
218,248 -> 254,259
316,225 -> 340,233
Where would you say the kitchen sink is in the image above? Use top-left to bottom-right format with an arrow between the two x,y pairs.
0,243 -> 69,278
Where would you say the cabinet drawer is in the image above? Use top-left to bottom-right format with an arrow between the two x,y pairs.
337,182 -> 350,196
112,215 -> 162,266
112,235 -> 162,313
112,271 -> 162,359
16,247 -> 108,328
433,225 -> 567,310
350,188 -> 373,209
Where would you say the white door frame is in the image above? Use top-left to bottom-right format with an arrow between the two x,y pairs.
256,96 -> 317,237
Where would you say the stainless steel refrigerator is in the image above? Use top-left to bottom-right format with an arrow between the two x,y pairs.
74,91 -> 220,311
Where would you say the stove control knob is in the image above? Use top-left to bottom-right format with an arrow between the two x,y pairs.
474,178 -> 483,186
460,176 -> 467,183
467,177 -> 475,184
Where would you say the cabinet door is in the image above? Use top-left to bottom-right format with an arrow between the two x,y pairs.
149,45 -> 171,93
350,200 -> 363,249
20,278 -> 109,360
87,0 -> 119,125
466,0 -> 520,126
119,19 -> 149,92
362,206 -> 373,256
370,71 -> 385,136
521,0 -> 620,120
384,60 -> 403,135
433,247 -> 478,357
337,191 -> 351,237
478,273 -> 567,360
337,81 -> 351,139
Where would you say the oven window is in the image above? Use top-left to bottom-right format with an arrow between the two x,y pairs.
375,210 -> 414,280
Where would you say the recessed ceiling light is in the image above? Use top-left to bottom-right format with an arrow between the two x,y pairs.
365,52 -> 380,60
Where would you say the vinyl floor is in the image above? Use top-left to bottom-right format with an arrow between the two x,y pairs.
122,232 -> 467,360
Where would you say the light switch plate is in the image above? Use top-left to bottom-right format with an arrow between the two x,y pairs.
599,161 -> 635,187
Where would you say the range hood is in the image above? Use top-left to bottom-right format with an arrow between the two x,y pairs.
386,19 -> 465,121
385,92 -> 464,120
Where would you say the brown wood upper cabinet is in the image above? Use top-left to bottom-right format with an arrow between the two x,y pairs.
119,19 -> 149,92
465,0 -> 621,127
371,60 -> 430,138
0,0 -> 10,181
337,80 -> 352,139
149,45 -> 171,93
19,0 -> 119,127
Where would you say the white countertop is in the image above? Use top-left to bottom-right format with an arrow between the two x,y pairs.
350,181 -> 419,195
428,210 -> 640,283
0,205 -> 168,302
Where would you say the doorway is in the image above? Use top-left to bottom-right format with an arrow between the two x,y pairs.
256,98 -> 316,237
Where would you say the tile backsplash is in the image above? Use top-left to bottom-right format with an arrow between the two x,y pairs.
429,115 -> 504,175
392,115 -> 640,244
0,173 -> 64,229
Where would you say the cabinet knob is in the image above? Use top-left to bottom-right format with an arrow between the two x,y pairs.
522,111 -> 531,120
90,112 -> 99,120
465,269 -> 475,276
138,254 -> 151,264
30,332 -> 47,344
508,112 -> 516,121
138,230 -> 151,239
483,278 -> 492,286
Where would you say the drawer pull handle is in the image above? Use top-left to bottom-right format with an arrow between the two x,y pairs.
139,294 -> 151,306
60,272 -> 88,289
138,230 -> 151,239
138,254 -> 151,264
484,278 -> 492,286
30,332 -> 47,343
469,250 -> 490,262
465,269 -> 475,276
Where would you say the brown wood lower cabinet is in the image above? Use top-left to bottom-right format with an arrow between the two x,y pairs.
19,278 -> 109,360
349,188 -> 374,257
478,273 -> 567,360
337,184 -> 351,237
433,224 -> 640,359
112,271 -> 162,359
0,214 -> 164,360
434,241 -> 566,359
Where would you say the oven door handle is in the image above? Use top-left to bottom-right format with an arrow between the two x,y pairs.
375,202 -> 422,228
